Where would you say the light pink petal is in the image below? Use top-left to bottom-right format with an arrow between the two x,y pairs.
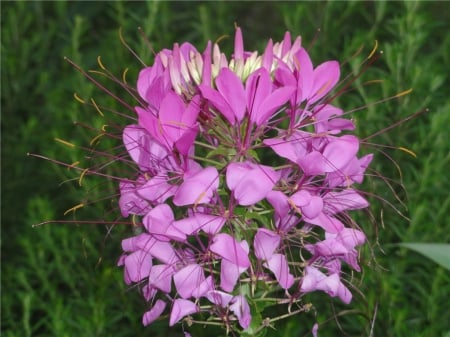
192,275 -> 215,298
323,189 -> 369,214
169,299 -> 198,326
302,195 -> 324,219
306,239 -> 348,256
143,204 -> 185,241
316,273 -> 352,304
290,190 -> 312,207
174,264 -> 205,299
138,175 -> 177,204
220,259 -> 247,292
123,250 -> 152,284
264,254 -> 294,289
230,295 -> 251,329
210,234 -> 250,268
149,264 -> 174,293
322,135 -> 359,172
336,228 -> 366,249
173,167 -> 219,206
206,290 -> 233,307
266,190 -> 290,219
234,27 -> 244,61
254,228 -> 280,260
142,299 -> 166,326
226,162 -> 280,206
300,266 -> 323,293
304,212 -> 344,234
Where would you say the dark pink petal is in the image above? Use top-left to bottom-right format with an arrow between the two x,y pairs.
262,38 -> 273,71
174,264 -> 205,299
264,253 -> 294,289
142,299 -> 166,326
295,48 -> 314,102
199,85 -> 235,124
252,86 -> 296,126
173,166 -> 219,206
206,290 -> 233,307
201,41 -> 212,86
309,60 -> 340,104
210,234 -> 250,268
169,299 -> 198,326
123,250 -> 152,284
254,228 -> 280,260
216,68 -> 246,122
246,69 -> 272,121
230,295 -> 251,329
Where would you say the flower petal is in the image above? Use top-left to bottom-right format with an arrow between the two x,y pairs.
142,299 -> 166,326
254,228 -> 280,261
210,234 -> 250,268
169,299 -> 198,326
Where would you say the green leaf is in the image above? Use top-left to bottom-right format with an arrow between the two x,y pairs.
399,243 -> 450,271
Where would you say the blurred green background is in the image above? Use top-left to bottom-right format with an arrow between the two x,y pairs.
1,1 -> 449,336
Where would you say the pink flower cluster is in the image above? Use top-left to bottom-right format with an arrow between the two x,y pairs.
118,27 -> 372,333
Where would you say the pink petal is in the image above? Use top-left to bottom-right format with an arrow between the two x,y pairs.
149,264 -> 174,293
142,299 -> 166,326
322,135 -> 359,172
309,60 -> 340,104
174,264 -> 205,299
323,189 -> 369,214
169,299 -> 198,326
220,259 -> 247,292
230,295 -> 251,329
123,250 -> 152,284
216,68 -> 246,122
226,162 -> 280,206
206,290 -> 233,307
210,234 -> 250,268
264,254 -> 294,289
199,85 -> 235,124
173,167 -> 219,206
192,275 -> 215,298
316,273 -> 352,304
138,175 -> 177,204
304,212 -> 344,234
253,86 -> 295,126
254,228 -> 280,260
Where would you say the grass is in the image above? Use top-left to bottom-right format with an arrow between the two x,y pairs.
1,1 -> 449,336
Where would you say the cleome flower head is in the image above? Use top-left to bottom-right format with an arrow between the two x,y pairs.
112,27 -> 373,336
